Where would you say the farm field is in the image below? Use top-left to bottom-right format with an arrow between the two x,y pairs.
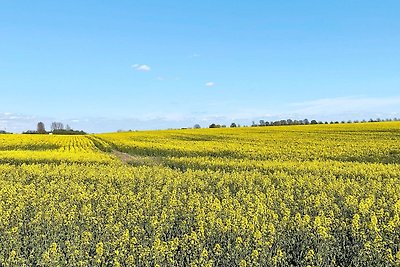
1,122 -> 400,266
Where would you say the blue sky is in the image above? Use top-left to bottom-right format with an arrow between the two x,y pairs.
1,1 -> 399,132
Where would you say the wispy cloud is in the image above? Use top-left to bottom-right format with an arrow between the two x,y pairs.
0,112 -> 38,132
2,95 -> 399,133
188,53 -> 201,58
291,96 -> 400,115
205,81 -> 215,87
131,64 -> 151,72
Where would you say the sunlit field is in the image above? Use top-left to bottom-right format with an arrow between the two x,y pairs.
1,122 -> 400,266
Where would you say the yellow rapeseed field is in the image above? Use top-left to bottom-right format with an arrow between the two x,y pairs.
0,122 -> 400,266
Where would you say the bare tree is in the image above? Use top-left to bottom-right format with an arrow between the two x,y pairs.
51,122 -> 64,132
37,122 -> 46,134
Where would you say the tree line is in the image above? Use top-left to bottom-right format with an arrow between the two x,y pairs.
201,117 -> 400,129
23,122 -> 87,135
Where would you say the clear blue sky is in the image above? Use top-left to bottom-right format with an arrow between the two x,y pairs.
1,1 -> 399,132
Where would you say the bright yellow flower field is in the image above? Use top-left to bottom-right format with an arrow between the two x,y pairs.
0,122 -> 399,266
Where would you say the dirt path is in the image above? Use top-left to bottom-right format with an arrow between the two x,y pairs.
112,150 -> 134,163
111,149 -> 163,166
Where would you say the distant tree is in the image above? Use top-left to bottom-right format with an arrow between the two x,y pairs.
259,120 -> 265,126
51,122 -> 64,131
221,125 -> 226,128
209,123 -> 218,128
303,119 -> 309,125
22,130 -> 38,134
310,120 -> 318,125
37,122 -> 46,134
65,124 -> 72,131
230,123 -> 237,128
193,124 -> 201,129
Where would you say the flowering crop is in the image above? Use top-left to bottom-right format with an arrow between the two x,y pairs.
0,122 -> 399,266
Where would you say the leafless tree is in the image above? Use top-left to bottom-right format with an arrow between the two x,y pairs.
51,122 -> 64,131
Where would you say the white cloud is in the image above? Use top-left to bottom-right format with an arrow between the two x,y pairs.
0,112 -> 39,133
189,53 -> 200,58
291,96 -> 400,116
131,64 -> 151,72
205,82 -> 215,87
2,95 -> 399,133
